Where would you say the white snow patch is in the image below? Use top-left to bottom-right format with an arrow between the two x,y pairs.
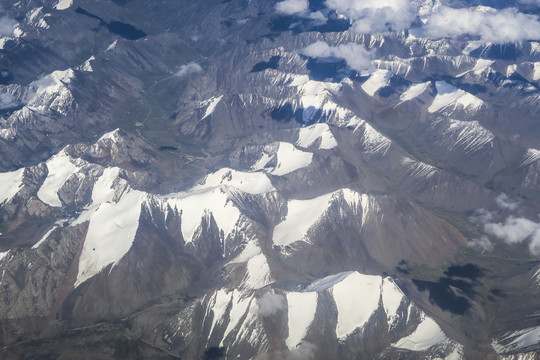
442,119 -> 494,155
361,69 -> 392,96
208,289 -> 233,339
428,81 -> 483,113
228,241 -> 262,264
306,271 -> 355,292
202,95 -> 223,119
37,150 -> 82,207
361,122 -> 392,156
286,292 -> 318,349
288,75 -> 342,123
392,316 -> 448,351
272,193 -> 333,246
220,290 -> 252,346
55,0 -> 72,10
31,225 -> 58,249
457,59 -> 494,77
400,82 -> 430,102
91,167 -> 122,205
0,168 -> 24,204
251,152 -> 274,171
166,187 -> 241,244
28,69 -> 75,115
192,168 -> 275,195
75,189 -> 145,287
382,277 -> 404,328
332,272 -> 382,339
533,63 -> 540,81
493,326 -> 540,354
297,123 -> 337,150
244,253 -> 272,289
521,149 -> 540,167
81,56 -> 95,72
0,251 -> 9,262
271,142 -> 312,176
208,290 -> 233,339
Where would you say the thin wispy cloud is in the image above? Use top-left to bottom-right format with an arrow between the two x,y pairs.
257,292 -> 285,316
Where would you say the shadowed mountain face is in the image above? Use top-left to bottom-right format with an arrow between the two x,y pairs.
0,0 -> 540,359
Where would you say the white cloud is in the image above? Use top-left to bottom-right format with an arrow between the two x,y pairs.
496,193 -> 518,211
275,0 -> 309,15
0,15 -> 17,37
174,62 -> 202,77
301,41 -> 374,73
425,6 -> 540,43
484,216 -> 540,245
484,216 -> 540,256
257,292 -> 285,317
325,0 -> 417,33
468,236 -> 494,252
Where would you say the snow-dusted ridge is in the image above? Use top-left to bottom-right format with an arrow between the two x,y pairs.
428,81 -> 483,113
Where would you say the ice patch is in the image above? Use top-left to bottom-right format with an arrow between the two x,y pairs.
0,168 -> 24,205
286,292 -> 318,349
202,95 -> 223,119
362,69 -> 392,96
75,189 -> 145,287
31,225 -> 59,249
252,152 -> 274,171
37,151 -> 82,207
392,316 -> 448,351
297,123 -> 337,150
400,82 -> 430,102
272,193 -> 333,246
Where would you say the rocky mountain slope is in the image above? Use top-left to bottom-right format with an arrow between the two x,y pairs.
0,0 -> 540,359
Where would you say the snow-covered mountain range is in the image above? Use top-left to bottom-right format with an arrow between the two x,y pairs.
0,0 -> 540,359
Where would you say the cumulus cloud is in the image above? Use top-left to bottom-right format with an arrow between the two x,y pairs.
496,193 -> 518,211
484,216 -> 540,245
174,62 -> 202,77
468,235 -> 494,252
301,41 -> 374,73
257,292 -> 285,317
325,0 -> 417,33
425,6 -> 540,43
275,0 -> 309,15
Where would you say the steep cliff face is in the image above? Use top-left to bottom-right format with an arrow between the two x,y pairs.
0,0 -> 540,359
